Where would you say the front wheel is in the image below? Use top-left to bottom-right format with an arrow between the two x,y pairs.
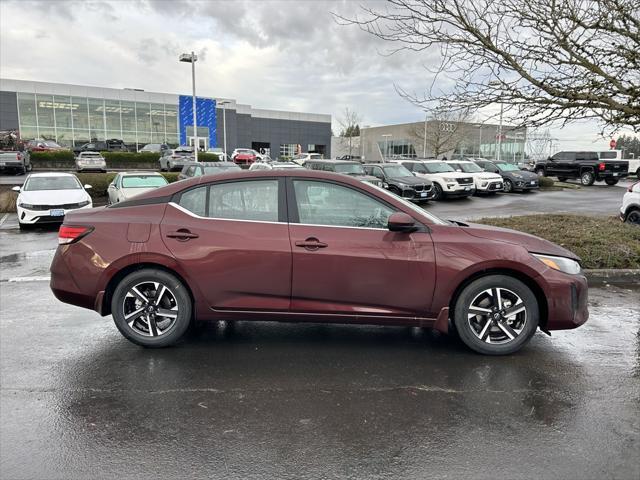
625,209 -> 640,225
604,178 -> 619,186
580,171 -> 595,186
432,183 -> 444,200
111,269 -> 192,347
453,275 -> 539,355
503,179 -> 513,193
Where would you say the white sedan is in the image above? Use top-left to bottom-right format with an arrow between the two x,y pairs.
620,181 -> 640,225
13,173 -> 93,229
107,172 -> 168,205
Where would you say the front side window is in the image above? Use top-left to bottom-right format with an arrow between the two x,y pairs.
293,180 -> 394,229
185,166 -> 197,177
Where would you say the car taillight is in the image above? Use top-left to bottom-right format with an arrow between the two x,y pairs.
598,162 -> 606,171
58,225 -> 94,245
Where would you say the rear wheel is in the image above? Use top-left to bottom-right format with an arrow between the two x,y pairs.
111,269 -> 192,347
580,171 -> 595,186
453,275 -> 539,355
605,178 -> 619,186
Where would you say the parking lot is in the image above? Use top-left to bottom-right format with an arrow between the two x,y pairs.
1,178 -> 639,479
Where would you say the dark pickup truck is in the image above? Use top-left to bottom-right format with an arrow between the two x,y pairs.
534,151 -> 628,186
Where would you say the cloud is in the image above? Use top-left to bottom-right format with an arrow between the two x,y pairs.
1,0 -> 627,149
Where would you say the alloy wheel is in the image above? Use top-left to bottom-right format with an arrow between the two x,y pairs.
504,179 -> 513,192
467,288 -> 527,344
122,281 -> 179,337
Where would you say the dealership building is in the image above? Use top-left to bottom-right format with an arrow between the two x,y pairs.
0,78 -> 332,158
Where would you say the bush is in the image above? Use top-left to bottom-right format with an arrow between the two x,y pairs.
161,172 -> 180,183
198,153 -> 220,162
477,214 -> 640,269
75,172 -> 117,198
0,190 -> 17,213
102,152 -> 161,164
538,176 -> 555,187
31,150 -> 75,168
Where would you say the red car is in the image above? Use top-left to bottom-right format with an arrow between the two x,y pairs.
27,139 -> 66,152
50,170 -> 588,355
231,148 -> 258,168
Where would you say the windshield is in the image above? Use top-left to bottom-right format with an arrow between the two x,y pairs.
24,176 -> 81,191
334,163 -> 366,175
203,165 -> 239,174
174,150 -> 194,156
122,175 -> 168,188
495,162 -> 520,172
382,165 -> 413,177
457,162 -> 483,173
423,162 -> 455,173
44,141 -> 60,147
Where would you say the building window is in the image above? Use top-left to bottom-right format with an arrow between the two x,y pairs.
17,93 -> 37,133
377,138 -> 416,158
36,94 -> 55,128
280,143 -> 297,159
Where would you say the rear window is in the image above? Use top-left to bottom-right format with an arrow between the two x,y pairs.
122,175 -> 168,188
599,151 -> 617,159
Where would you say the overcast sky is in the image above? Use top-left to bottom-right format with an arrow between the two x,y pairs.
1,0 -> 633,152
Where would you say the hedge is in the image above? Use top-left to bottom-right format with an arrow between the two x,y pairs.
30,150 -> 220,170
76,172 -> 180,199
539,176 -> 555,187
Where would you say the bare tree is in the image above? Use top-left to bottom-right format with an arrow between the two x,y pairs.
407,110 -> 472,157
335,0 -> 640,133
338,107 -> 362,156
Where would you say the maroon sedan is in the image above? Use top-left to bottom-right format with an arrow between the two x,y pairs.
50,170 -> 588,355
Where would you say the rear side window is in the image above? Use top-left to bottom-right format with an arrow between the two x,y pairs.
599,151 -> 616,159
178,186 -> 207,217
208,180 -> 278,222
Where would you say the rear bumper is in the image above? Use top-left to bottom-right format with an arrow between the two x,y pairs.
50,247 -> 96,311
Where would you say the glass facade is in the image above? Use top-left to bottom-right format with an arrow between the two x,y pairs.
16,93 -> 180,149
378,138 -> 417,158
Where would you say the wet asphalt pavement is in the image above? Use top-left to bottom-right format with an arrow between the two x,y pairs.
1,218 -> 640,480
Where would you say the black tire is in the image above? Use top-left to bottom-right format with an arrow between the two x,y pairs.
26,163 -> 33,172
453,275 -> 539,355
389,186 -> 401,197
580,171 -> 595,186
535,169 -> 545,177
18,222 -> 30,231
432,183 -> 444,200
111,268 -> 192,347
604,178 -> 619,186
636,168 -> 640,181
625,209 -> 640,225
503,179 -> 514,193
557,177 -> 567,182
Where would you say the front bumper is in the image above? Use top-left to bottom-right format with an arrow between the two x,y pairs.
442,184 -> 475,196
513,179 -> 539,190
476,180 -> 504,192
17,204 -> 93,225
540,269 -> 589,330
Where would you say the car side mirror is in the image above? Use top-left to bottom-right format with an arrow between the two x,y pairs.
11,186 -> 21,192
84,184 -> 92,190
388,212 -> 417,233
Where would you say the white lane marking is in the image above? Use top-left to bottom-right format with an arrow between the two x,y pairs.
0,213 -> 8,226
6,276 -> 51,282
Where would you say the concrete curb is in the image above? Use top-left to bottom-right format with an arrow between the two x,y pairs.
583,269 -> 640,285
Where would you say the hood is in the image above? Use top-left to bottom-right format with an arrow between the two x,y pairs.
121,187 -> 160,200
460,222 -> 579,260
388,175 -> 433,186
475,172 -> 503,181
19,189 -> 90,205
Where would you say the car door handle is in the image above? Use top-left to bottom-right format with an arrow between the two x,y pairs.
166,229 -> 199,241
295,238 -> 328,250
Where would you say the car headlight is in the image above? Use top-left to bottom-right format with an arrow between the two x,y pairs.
532,254 -> 581,274
78,200 -> 91,207
442,177 -> 457,182
18,202 -> 35,209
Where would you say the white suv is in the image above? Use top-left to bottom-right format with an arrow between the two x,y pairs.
447,160 -> 503,194
620,181 -> 640,225
394,159 -> 475,200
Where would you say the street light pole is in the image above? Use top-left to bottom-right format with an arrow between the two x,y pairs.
474,123 -> 483,157
219,100 -> 230,160
496,102 -> 504,162
179,51 -> 199,162
423,114 -> 428,157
